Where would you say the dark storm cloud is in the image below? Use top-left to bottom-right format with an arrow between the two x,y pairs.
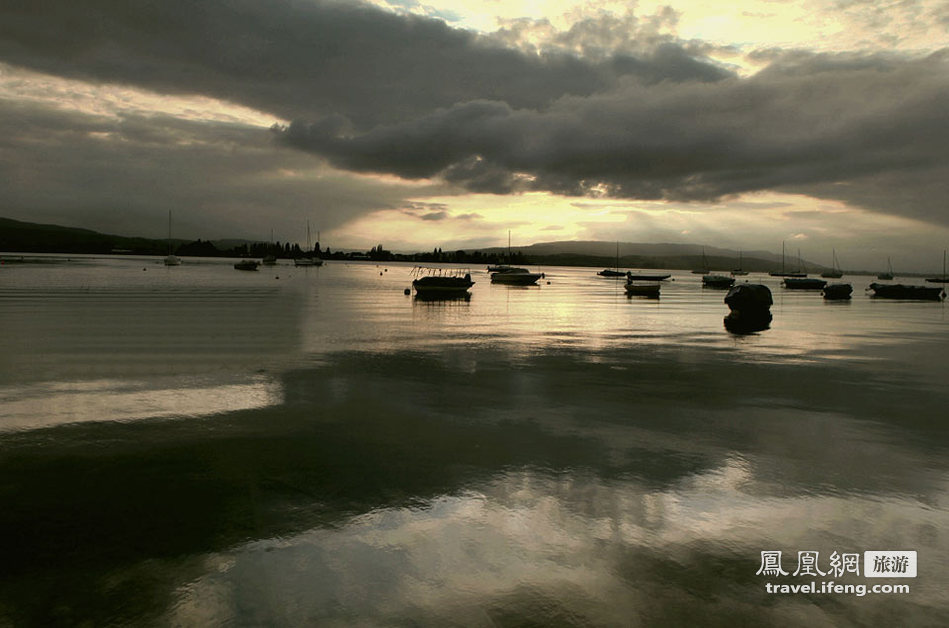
281,51 -> 949,225
0,99 -> 418,239
0,0 -> 727,129
1,0 -> 946,228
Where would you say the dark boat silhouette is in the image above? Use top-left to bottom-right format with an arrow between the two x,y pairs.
822,283 -> 852,300
783,277 -> 826,290
411,267 -> 474,296
769,242 -> 806,277
867,283 -> 944,301
925,250 -> 947,284
702,274 -> 735,289
821,249 -> 843,278
724,283 -> 772,333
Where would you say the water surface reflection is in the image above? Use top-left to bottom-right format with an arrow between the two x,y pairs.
1,344 -> 946,625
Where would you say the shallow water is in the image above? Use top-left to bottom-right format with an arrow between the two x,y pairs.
1,255 -> 947,626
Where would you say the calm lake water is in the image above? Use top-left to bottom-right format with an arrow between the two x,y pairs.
1,255 -> 947,626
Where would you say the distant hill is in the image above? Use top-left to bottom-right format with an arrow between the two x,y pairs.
1,217 -> 839,273
479,240 -> 824,273
0,217 -> 172,255
0,217 -> 260,257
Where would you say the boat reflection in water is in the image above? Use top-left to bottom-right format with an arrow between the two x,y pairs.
723,283 -> 772,333
413,291 -> 472,303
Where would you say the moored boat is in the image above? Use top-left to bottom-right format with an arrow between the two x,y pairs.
702,274 -> 735,289
821,249 -> 843,278
822,283 -> 852,300
490,267 -> 543,285
625,281 -> 660,298
163,210 -> 181,266
783,277 -> 826,290
691,247 -> 710,275
295,220 -> 323,267
769,241 -> 806,277
723,283 -> 773,333
925,250 -> 947,283
876,257 -> 894,280
867,283 -> 945,301
234,259 -> 259,271
598,242 -> 626,277
626,271 -> 671,281
412,267 -> 475,296
731,250 -> 748,276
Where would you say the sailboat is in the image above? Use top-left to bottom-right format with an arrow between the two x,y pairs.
769,241 -> 805,277
925,250 -> 948,283
490,231 -> 543,285
691,247 -> 710,274
163,210 -> 181,266
262,228 -> 277,266
731,250 -> 748,276
876,257 -> 894,280
821,249 -> 843,278
294,221 -> 323,267
597,242 -> 626,277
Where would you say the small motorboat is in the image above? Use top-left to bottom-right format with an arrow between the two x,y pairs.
783,277 -> 827,290
625,281 -> 660,298
822,283 -> 852,300
234,259 -> 260,271
626,271 -> 671,281
294,256 -> 323,267
702,274 -> 735,289
490,267 -> 543,285
412,267 -> 475,296
867,283 -> 945,301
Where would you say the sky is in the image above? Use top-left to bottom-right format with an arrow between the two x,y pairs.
0,0 -> 947,271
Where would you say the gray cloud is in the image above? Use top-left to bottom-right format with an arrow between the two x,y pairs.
280,51 -> 949,225
419,211 -> 448,221
0,99 -> 425,240
1,0 -> 946,235
0,0 -> 728,130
